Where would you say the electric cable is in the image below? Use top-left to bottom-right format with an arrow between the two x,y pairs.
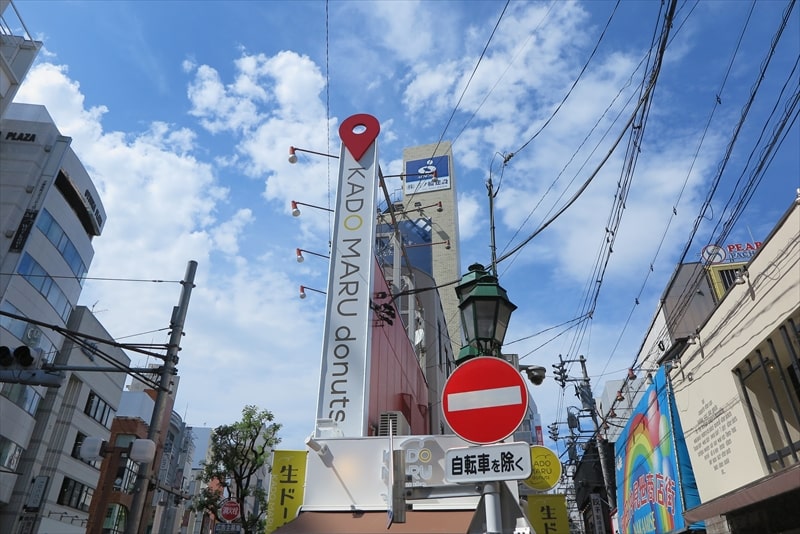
427,0 -> 510,162
405,0 -> 511,199
506,0 -> 622,163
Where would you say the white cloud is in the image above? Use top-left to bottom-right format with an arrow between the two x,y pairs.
186,64 -> 261,133
211,209 -> 255,256
456,191 -> 483,241
15,60 -> 327,448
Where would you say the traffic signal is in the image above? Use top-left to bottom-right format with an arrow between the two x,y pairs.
0,345 -> 39,369
552,360 -> 568,388
0,346 -> 62,387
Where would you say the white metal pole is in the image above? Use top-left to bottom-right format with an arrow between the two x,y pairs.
483,482 -> 502,534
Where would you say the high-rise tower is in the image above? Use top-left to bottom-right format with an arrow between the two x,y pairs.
402,141 -> 461,358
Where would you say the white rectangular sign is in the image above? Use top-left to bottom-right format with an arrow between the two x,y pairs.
315,140 -> 379,437
444,441 -> 532,484
447,385 -> 522,411
215,524 -> 242,533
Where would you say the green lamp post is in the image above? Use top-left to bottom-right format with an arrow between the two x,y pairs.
454,263 -> 517,363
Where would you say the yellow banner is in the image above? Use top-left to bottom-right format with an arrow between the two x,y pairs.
527,493 -> 570,534
264,450 -> 307,533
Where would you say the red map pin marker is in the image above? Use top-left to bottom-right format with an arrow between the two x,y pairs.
339,114 -> 380,161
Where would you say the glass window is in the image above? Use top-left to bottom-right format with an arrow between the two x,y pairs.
71,432 -> 98,468
36,208 -> 87,283
57,476 -> 93,512
0,382 -> 43,414
17,253 -> 73,322
736,315 -> 800,473
0,436 -> 23,471
84,391 -> 115,429
113,455 -> 139,494
102,503 -> 127,534
114,434 -> 136,448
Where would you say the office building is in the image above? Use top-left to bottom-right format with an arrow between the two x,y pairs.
402,142 -> 462,360
0,95 -> 124,533
0,306 -> 129,534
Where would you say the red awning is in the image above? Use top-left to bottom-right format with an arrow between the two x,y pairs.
274,510 -> 475,534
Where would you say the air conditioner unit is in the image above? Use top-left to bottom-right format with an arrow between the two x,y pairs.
378,411 -> 410,436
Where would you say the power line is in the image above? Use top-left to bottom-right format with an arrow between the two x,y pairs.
448,1 -> 559,148
428,0 -> 510,162
506,0 -> 622,162
0,272 -> 180,283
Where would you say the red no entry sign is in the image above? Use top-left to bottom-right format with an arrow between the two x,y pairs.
442,356 -> 529,444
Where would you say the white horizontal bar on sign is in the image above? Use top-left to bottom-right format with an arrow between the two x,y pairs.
447,385 -> 522,412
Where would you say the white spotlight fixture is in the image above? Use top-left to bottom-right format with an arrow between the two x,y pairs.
294,248 -> 329,262
299,285 -> 326,299
290,200 -> 334,217
288,146 -> 298,164
305,435 -> 328,454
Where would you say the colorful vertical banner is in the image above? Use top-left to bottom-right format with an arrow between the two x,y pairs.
527,494 -> 570,534
615,367 -> 703,534
265,450 -> 307,533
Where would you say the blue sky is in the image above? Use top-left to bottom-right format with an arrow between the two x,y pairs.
11,0 -> 799,451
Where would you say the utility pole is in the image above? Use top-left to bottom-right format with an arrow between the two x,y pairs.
126,260 -> 197,534
577,355 -> 616,512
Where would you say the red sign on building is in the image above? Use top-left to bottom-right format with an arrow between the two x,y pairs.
442,357 -> 529,445
220,499 -> 241,522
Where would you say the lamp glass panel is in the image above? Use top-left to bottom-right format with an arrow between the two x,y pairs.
473,299 -> 499,341
460,301 -> 477,343
494,302 -> 514,345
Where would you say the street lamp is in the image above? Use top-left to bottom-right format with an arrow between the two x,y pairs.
291,200 -> 334,217
454,263 -> 517,362
453,262 -> 522,534
296,248 -> 329,263
288,146 -> 338,164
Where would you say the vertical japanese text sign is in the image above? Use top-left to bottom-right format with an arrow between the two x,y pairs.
265,450 -> 308,533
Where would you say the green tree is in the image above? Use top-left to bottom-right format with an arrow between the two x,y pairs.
193,405 -> 281,534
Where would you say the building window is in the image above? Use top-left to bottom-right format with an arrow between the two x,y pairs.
71,432 -> 98,468
113,454 -> 139,494
57,476 -> 93,512
84,391 -> 116,428
0,382 -> 43,415
0,436 -> 23,471
735,315 -> 800,473
17,252 -> 72,322
0,301 -> 57,362
36,208 -> 88,283
102,503 -> 127,534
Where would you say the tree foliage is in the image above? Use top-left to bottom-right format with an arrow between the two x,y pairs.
193,405 -> 281,534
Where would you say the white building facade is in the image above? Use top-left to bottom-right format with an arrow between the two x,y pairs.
1,5 -> 125,531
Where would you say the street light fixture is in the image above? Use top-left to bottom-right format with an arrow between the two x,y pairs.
296,248 -> 330,263
299,285 -> 326,299
288,146 -> 338,164
454,263 -> 517,362
291,200 -> 334,217
452,263 -> 526,533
